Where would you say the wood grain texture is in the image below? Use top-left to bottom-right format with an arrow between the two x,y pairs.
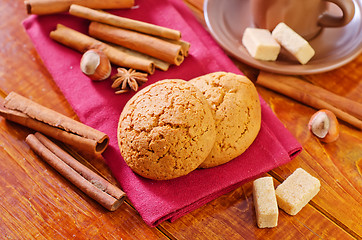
0,1 -> 167,239
159,0 -> 361,239
0,120 -> 168,239
0,0 -> 361,239
160,180 -> 354,239
259,79 -> 362,238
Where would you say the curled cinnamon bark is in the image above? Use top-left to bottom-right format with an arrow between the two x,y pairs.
0,92 -> 109,154
163,38 -> 191,57
69,4 -> 181,41
26,0 -> 135,15
109,44 -> 170,71
50,24 -> 155,74
89,22 -> 184,66
26,133 -> 126,211
257,72 -> 362,130
258,72 -> 362,121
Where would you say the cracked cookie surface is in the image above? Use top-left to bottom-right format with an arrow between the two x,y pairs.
190,72 -> 261,168
117,79 -> 216,180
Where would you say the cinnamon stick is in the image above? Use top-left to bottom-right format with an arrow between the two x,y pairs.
259,72 -> 362,120
162,38 -> 191,57
50,24 -> 155,74
89,21 -> 184,66
0,92 -> 109,154
26,133 -> 126,211
25,0 -> 135,15
109,43 -> 170,71
69,4 -> 181,41
257,72 -> 362,130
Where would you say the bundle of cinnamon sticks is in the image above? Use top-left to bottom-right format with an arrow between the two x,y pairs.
49,4 -> 191,74
0,92 -> 109,154
26,132 -> 126,211
0,92 -> 126,210
257,71 -> 362,130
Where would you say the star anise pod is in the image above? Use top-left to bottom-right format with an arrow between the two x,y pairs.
111,68 -> 148,94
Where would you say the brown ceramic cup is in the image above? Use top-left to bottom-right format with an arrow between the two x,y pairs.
251,0 -> 355,40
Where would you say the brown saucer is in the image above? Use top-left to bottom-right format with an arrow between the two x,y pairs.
204,0 -> 362,75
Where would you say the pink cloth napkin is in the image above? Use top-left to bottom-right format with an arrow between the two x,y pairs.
23,0 -> 302,227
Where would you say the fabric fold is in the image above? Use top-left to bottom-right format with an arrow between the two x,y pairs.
22,0 -> 302,227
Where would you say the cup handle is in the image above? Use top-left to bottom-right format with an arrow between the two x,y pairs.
319,0 -> 355,27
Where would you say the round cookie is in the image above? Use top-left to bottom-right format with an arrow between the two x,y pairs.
189,72 -> 261,168
117,79 -> 216,180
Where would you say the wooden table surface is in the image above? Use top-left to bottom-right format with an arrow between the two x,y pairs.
1,0 -> 361,239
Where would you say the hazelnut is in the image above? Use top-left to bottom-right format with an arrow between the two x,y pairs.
308,109 -> 339,143
80,49 -> 111,81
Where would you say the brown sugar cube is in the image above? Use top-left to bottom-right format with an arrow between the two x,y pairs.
276,168 -> 321,215
253,176 -> 278,228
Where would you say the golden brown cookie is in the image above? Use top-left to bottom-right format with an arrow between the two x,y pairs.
189,72 -> 261,168
117,79 -> 216,180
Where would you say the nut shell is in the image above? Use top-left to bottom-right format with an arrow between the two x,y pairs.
80,49 -> 111,81
308,109 -> 339,143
